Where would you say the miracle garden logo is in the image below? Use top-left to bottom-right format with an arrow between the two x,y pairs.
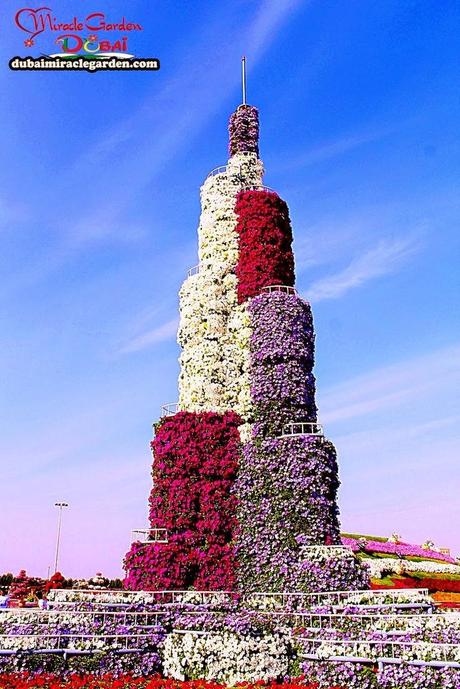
15,7 -> 142,57
10,7 -> 160,71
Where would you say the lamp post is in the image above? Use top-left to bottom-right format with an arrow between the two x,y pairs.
54,502 -> 68,575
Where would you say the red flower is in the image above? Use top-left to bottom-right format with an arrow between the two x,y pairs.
234,190 -> 295,303
124,411 -> 241,591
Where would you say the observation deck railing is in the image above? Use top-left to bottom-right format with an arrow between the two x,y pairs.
205,152 -> 259,180
131,528 -> 168,544
242,184 -> 276,193
300,545 -> 353,555
280,421 -> 324,438
160,403 -> 179,417
206,165 -> 228,179
187,264 -> 200,277
261,284 -> 297,295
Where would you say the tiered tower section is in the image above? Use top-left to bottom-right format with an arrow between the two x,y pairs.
124,105 -> 369,593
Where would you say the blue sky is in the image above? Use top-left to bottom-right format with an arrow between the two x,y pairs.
1,0 -> 459,578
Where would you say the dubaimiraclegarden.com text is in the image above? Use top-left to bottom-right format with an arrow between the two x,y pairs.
9,56 -> 160,71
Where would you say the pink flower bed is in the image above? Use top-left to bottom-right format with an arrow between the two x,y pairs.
342,536 -> 456,563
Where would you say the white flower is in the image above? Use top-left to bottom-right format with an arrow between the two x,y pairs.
177,153 -> 263,421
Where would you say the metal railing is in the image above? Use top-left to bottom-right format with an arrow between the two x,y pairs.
244,588 -> 431,610
2,609 -> 453,632
280,421 -> 324,438
286,611 -> 456,630
46,587 -> 431,609
301,545 -> 354,556
160,403 -> 179,417
2,633 -> 459,670
299,637 -> 460,663
0,609 -> 167,625
242,184 -> 276,193
187,264 -> 200,277
206,152 -> 260,181
206,165 -> 228,179
0,633 -> 156,653
261,285 -> 297,295
131,528 -> 168,544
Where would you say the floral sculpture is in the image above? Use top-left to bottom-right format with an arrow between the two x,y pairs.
124,102 -> 368,592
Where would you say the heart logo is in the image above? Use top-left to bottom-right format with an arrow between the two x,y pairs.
15,7 -> 51,40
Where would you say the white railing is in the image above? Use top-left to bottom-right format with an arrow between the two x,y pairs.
244,588 -> 431,610
285,611 -> 455,630
280,421 -> 324,438
3,609 -> 452,632
2,633 -> 458,669
0,633 -> 156,653
261,285 -> 297,295
301,545 -> 354,556
160,403 -> 179,417
299,637 -> 460,663
187,264 -> 200,277
0,609 -> 167,625
206,152 -> 260,180
206,164 -> 227,179
47,589 -> 237,608
242,184 -> 276,193
131,528 -> 168,544
45,587 -> 432,611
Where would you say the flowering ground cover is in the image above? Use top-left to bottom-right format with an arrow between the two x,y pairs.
433,591 -> 460,609
0,678 -> 338,689
342,536 -> 457,564
371,573 -> 460,611
2,587 -> 459,686
301,661 -> 460,689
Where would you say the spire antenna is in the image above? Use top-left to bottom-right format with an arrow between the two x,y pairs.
241,56 -> 247,105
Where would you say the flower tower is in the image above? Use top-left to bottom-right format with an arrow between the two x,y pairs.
124,99 -> 369,593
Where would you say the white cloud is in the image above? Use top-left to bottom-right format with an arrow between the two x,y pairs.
304,236 -> 419,302
119,317 -> 178,354
319,344 -> 460,424
282,126 -> 396,171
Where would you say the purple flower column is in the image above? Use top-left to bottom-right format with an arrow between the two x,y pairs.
235,436 -> 344,591
228,105 -> 259,156
234,291 -> 369,592
248,292 -> 317,436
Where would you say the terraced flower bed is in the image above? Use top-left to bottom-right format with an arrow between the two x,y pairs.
2,587 -> 459,688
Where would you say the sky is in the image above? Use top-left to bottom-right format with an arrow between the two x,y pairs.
0,0 -> 459,579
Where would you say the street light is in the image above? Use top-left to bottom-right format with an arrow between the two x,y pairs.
54,501 -> 69,575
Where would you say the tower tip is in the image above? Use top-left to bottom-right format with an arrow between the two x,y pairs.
241,56 -> 247,105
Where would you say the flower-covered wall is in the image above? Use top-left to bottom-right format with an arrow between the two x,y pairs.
124,411 -> 240,591
124,102 -> 369,593
235,191 -> 295,303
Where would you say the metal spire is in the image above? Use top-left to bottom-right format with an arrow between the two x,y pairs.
241,56 -> 247,105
